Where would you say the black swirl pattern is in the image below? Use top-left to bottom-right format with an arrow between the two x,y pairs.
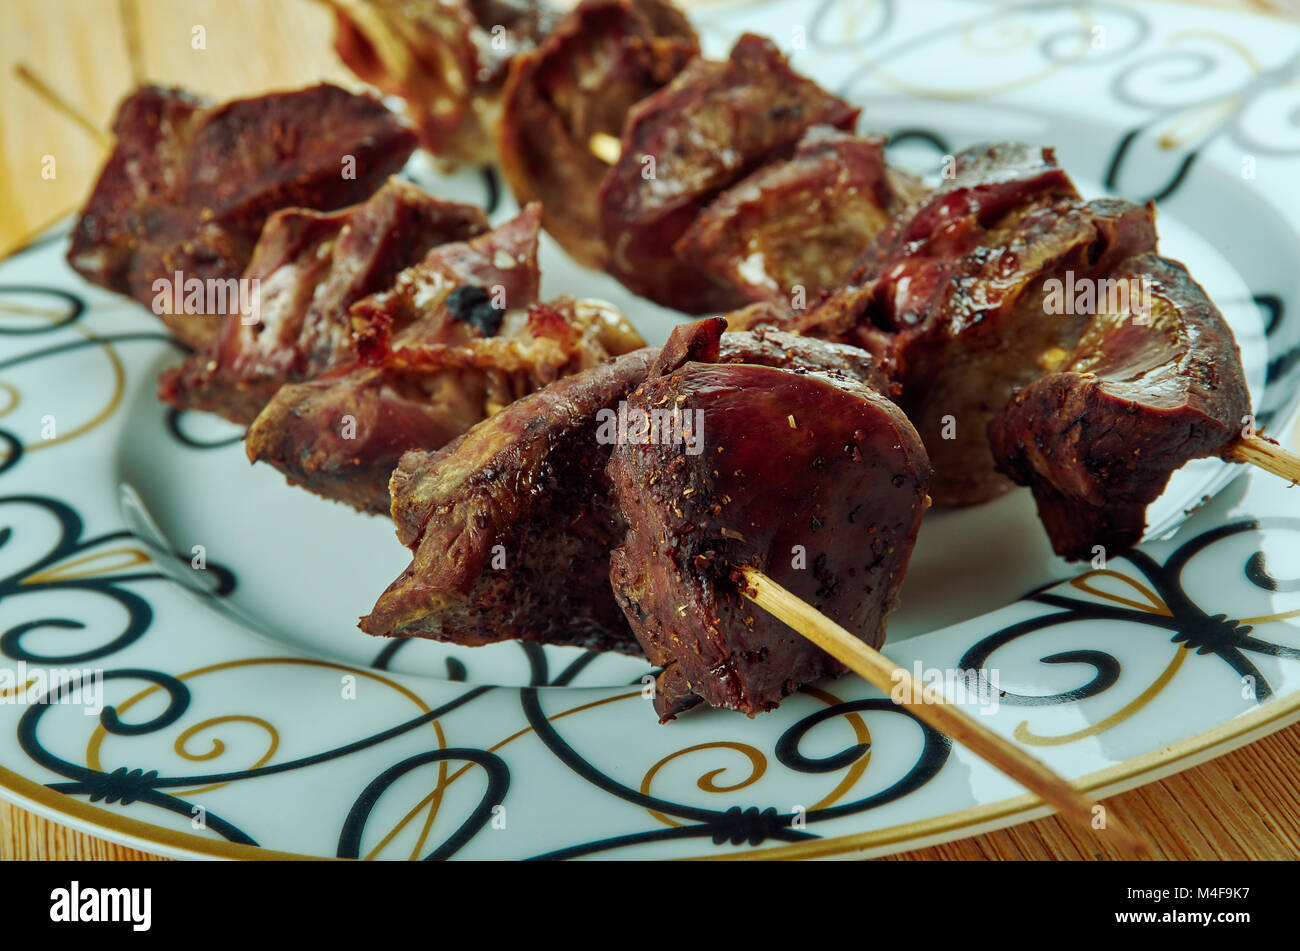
961,519 -> 1300,706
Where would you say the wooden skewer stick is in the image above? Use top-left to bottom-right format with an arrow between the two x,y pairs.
1227,434 -> 1300,484
739,566 -> 1154,859
118,0 -> 146,85
13,64 -> 110,148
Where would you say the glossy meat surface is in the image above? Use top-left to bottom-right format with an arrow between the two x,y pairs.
797,145 -> 1158,505
497,0 -> 699,267
597,33 -> 859,312
246,298 -> 643,514
676,126 -> 925,308
352,203 -> 544,354
361,316 -> 898,656
363,345 -> 658,649
989,253 -> 1250,559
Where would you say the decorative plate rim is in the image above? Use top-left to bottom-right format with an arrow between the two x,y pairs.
5,0 -> 1300,861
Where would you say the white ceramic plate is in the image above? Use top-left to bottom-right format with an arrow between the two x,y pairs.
3,0 -> 1300,860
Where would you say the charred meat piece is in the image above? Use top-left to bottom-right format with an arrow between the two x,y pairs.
330,0 -> 559,165
157,180 -> 489,424
247,298 -> 644,514
497,0 -> 698,267
243,205 -> 549,513
793,143 -> 1077,348
798,145 -> 1157,505
68,84 -> 417,349
885,197 -> 1157,506
607,326 -> 930,719
989,253 -> 1250,559
362,344 -> 658,651
351,203 -> 544,355
361,316 -> 897,655
675,127 -> 925,308
597,33 -> 860,312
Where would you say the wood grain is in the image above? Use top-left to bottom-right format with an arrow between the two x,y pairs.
2,0 -> 1300,861
0,0 -> 352,257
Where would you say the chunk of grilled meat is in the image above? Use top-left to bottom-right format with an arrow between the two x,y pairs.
330,0 -> 559,165
248,297 -> 642,515
598,33 -> 859,313
363,344 -> 657,651
497,0 -> 699,268
157,180 -> 489,425
361,316 -> 897,656
244,205 -> 572,512
798,144 -> 1158,506
782,141 -> 1252,559
607,320 -> 929,719
67,84 -> 417,349
675,126 -> 926,309
989,253 -> 1250,559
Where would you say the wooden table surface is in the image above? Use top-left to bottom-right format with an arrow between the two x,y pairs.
3,0 -> 1300,861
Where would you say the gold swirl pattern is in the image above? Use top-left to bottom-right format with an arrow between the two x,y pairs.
637,686 -> 874,829
800,686 -> 873,811
0,381 -> 19,419
361,691 -> 638,859
859,8 -> 1095,101
641,743 -> 768,828
1134,32 -> 1261,150
0,299 -> 127,452
0,677 -> 35,699
960,18 -> 1036,56
1069,569 -> 1171,616
27,324 -> 125,452
173,716 -> 280,796
1014,650 -> 1188,747
22,546 -> 151,585
1012,569 -> 1187,746
86,658 -> 441,802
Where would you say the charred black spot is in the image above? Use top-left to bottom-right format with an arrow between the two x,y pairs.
447,284 -> 503,336
813,552 -> 839,599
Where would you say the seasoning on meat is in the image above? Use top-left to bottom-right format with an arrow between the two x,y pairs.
360,315 -> 901,655
797,144 -> 1158,506
989,253 -> 1251,559
675,126 -> 925,308
607,320 -> 930,718
243,204 -> 567,512
351,202 -> 544,355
